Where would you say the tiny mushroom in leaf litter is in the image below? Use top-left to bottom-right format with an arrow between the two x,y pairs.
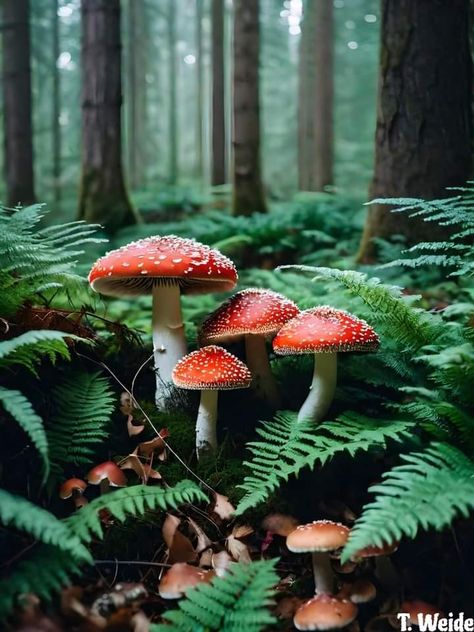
287,520 -> 351,595
158,563 -> 215,599
200,288 -> 299,408
87,461 -> 127,495
172,345 -> 251,459
59,478 -> 88,509
273,307 -> 379,424
88,236 -> 237,409
338,579 -> 377,604
293,593 -> 358,631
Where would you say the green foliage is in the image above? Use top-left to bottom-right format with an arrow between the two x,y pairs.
375,186 -> 474,277
0,489 -> 88,558
236,411 -> 413,515
151,559 -> 278,632
67,480 -> 208,544
0,387 -> 49,476
47,371 -> 115,479
342,443 -> 474,562
0,204 -> 104,316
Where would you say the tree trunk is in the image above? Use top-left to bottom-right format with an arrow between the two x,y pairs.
196,0 -> 204,181
211,0 -> 226,185
126,0 -> 148,189
168,0 -> 178,185
78,0 -> 138,231
2,0 -> 35,206
358,0 -> 472,262
52,0 -> 61,208
298,0 -> 334,191
232,0 -> 267,216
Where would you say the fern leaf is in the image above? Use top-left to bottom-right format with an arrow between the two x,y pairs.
47,371 -> 114,477
151,559 -> 278,632
0,546 -> 85,620
68,480 -> 208,543
0,387 -> 49,477
342,443 -> 474,562
0,489 -> 88,558
235,411 -> 413,515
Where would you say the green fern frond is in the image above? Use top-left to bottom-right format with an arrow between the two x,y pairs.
0,330 -> 90,375
151,559 -> 278,632
67,480 -> 208,543
235,411 -> 413,515
0,387 -> 49,476
278,265 -> 439,349
47,371 -> 114,477
0,489 -> 88,558
0,546 -> 85,620
342,443 -> 474,562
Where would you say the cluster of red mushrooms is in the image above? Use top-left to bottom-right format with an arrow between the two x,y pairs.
88,235 -> 380,459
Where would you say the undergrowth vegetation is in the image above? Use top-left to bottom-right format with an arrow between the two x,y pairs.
0,189 -> 473,629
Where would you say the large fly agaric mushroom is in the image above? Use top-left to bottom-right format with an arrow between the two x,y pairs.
89,236 -> 237,408
59,478 -> 88,509
158,563 -> 215,599
87,461 -> 127,494
199,288 -> 299,408
273,307 -> 379,423
172,345 -> 251,459
287,521 -> 350,595
293,594 -> 358,631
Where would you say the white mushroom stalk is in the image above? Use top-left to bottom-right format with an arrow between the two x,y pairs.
297,353 -> 337,423
195,389 -> 219,458
311,551 -> 336,595
152,284 -> 187,408
245,334 -> 281,409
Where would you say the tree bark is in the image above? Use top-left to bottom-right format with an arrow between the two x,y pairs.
298,0 -> 333,191
211,0 -> 226,185
2,0 -> 36,206
168,0 -> 178,185
232,0 -> 267,216
52,0 -> 61,208
78,0 -> 138,231
358,0 -> 472,262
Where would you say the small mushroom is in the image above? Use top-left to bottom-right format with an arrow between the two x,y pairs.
294,593 -> 358,631
87,461 -> 127,494
172,345 -> 251,459
351,541 -> 399,591
59,478 -> 88,509
338,579 -> 376,604
273,307 -> 379,423
158,563 -> 215,599
89,236 -> 237,409
200,288 -> 299,408
287,520 -> 350,595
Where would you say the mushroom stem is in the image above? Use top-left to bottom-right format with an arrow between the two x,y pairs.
298,353 -> 337,424
152,284 -> 187,408
99,479 -> 110,495
245,334 -> 281,409
312,551 -> 335,595
196,390 -> 219,459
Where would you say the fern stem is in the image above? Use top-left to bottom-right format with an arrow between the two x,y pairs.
196,389 -> 218,459
245,334 -> 280,408
312,551 -> 335,594
152,284 -> 187,409
298,353 -> 337,424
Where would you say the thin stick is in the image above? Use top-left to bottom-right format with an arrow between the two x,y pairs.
94,559 -> 171,568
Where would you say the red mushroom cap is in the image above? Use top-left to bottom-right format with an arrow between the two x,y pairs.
294,594 -> 358,631
273,307 -> 379,355
351,540 -> 399,560
59,478 -> 87,499
287,521 -> 350,553
200,288 -> 300,343
401,601 -> 444,624
172,345 -> 252,391
87,461 -> 127,487
158,563 -> 215,599
88,235 -> 237,297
